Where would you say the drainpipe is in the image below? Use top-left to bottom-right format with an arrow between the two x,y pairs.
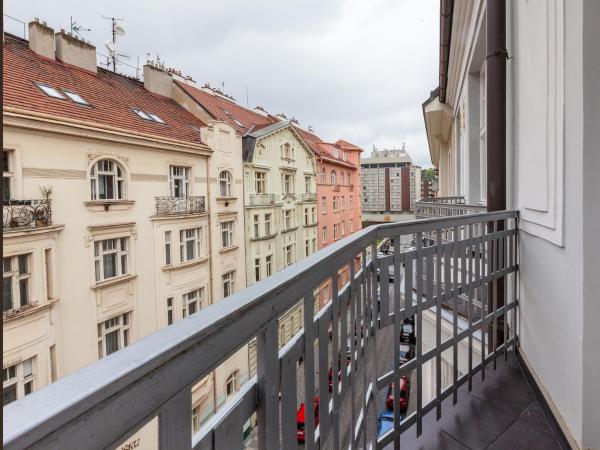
486,0 -> 507,350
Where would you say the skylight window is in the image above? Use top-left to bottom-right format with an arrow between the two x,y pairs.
233,119 -> 244,127
133,109 -> 152,120
147,113 -> 165,124
222,109 -> 232,117
36,83 -> 66,100
62,90 -> 89,105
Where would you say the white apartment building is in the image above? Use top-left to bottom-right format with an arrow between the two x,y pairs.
2,21 -> 248,440
361,148 -> 421,214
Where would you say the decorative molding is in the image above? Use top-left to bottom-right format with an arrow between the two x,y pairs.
90,274 -> 137,291
22,168 -> 86,179
131,173 -> 168,182
162,256 -> 209,272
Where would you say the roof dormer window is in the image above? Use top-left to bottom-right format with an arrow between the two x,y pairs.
147,113 -> 165,123
36,83 -> 66,100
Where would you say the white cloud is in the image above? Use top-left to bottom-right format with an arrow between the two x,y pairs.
4,0 -> 438,166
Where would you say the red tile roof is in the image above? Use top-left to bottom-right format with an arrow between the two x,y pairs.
3,34 -> 207,147
175,81 -> 276,135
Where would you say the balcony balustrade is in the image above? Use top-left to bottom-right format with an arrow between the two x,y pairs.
2,199 -> 52,230
3,211 -> 519,450
300,192 -> 317,202
415,196 -> 486,219
154,196 -> 206,216
249,193 -> 276,206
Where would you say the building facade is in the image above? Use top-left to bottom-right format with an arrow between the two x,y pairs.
422,1 -> 600,448
360,148 -> 422,215
2,22 -> 248,439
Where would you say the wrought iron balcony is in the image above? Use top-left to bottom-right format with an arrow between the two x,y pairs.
249,193 -> 276,206
415,196 -> 486,219
3,199 -> 52,230
300,192 -> 317,202
3,211 -> 520,450
154,195 -> 206,216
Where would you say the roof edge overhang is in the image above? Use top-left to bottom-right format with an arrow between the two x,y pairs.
422,95 -> 452,167
439,0 -> 455,103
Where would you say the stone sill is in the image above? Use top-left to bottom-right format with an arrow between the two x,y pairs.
250,233 -> 278,241
84,200 -> 135,212
162,256 -> 209,272
91,274 -> 137,290
218,245 -> 239,255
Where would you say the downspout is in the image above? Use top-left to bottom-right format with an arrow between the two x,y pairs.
486,0 -> 507,350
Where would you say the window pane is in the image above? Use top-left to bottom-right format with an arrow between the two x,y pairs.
18,255 -> 27,274
3,385 -> 17,405
2,177 -> 10,202
19,279 -> 28,306
3,258 -> 11,272
105,330 -> 120,355
24,381 -> 33,396
188,301 -> 197,315
121,254 -> 127,275
22,359 -> 33,377
103,253 -> 117,279
123,329 -> 129,347
3,277 -> 12,311
186,240 -> 195,260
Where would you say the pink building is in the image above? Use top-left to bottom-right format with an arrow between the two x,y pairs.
295,128 -> 363,307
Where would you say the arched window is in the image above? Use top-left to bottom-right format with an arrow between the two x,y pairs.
226,370 -> 240,398
340,172 -> 345,185
330,170 -> 337,185
219,171 -> 232,197
90,159 -> 126,200
320,168 -> 326,183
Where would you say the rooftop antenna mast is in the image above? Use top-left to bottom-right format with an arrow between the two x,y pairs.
101,15 -> 125,72
70,16 -> 91,36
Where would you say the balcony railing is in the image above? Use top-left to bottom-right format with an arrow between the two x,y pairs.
3,199 -> 52,230
415,196 -> 486,219
300,192 -> 317,202
3,211 -> 518,450
154,196 -> 206,216
249,193 -> 275,206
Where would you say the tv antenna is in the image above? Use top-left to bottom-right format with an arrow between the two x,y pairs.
101,15 -> 127,72
70,16 -> 91,36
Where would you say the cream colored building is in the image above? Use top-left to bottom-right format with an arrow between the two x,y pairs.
2,21 -> 247,437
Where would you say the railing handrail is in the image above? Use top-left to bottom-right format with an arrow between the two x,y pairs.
3,210 -> 518,449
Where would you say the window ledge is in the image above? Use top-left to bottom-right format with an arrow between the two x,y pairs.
84,200 -> 135,212
304,222 -> 318,227
282,226 -> 299,233
250,233 -> 277,241
219,245 -> 239,254
162,256 -> 209,272
215,196 -> 237,202
91,274 -> 137,290
3,301 -> 55,322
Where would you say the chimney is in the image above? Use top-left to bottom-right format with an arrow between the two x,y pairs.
28,19 -> 55,60
55,30 -> 96,73
143,63 -> 173,97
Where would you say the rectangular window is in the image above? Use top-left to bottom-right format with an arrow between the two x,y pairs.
282,173 -> 293,194
253,215 -> 260,238
333,196 -> 338,211
285,244 -> 294,267
312,238 -> 317,253
3,254 -> 31,312
255,172 -> 266,194
182,288 -> 204,318
167,297 -> 174,325
350,195 -> 353,209
305,176 -> 311,193
350,219 -> 354,232
97,312 -> 131,358
321,196 -> 327,213
305,239 -> 310,257
254,258 -> 261,282
341,196 -> 345,210
341,221 -> 345,236
311,207 -> 316,224
265,255 -> 272,277
264,214 -> 272,236
223,271 -> 235,298
221,221 -> 234,248
169,166 -> 190,197
165,231 -> 172,265
304,208 -> 309,226
3,357 -> 35,406
94,238 -> 128,282
192,404 -> 202,433
333,224 -> 340,240
179,228 -> 202,262
322,227 -> 327,244
2,150 -> 12,202
283,210 -> 294,229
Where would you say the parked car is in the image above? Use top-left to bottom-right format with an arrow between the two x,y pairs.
404,315 -> 415,326
377,408 -> 395,437
297,397 -> 320,443
399,342 -> 414,365
386,375 -> 410,412
400,322 -> 416,345
328,357 -> 351,391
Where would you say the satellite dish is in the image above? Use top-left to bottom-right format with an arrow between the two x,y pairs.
105,41 -> 117,55
114,24 -> 126,36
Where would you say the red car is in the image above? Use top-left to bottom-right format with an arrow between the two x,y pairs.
385,375 -> 410,412
328,356 -> 351,391
297,397 -> 320,442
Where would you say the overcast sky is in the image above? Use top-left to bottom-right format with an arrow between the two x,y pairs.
4,0 -> 438,166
